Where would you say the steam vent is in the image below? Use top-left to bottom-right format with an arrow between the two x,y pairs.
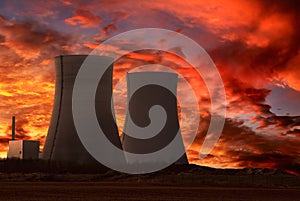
42,55 -> 122,164
122,72 -> 189,165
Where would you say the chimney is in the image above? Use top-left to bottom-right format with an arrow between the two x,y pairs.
12,116 -> 15,140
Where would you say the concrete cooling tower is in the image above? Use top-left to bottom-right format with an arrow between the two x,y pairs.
122,72 -> 188,165
43,55 -> 122,164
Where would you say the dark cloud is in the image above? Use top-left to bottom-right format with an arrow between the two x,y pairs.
256,115 -> 300,130
192,117 -> 300,173
286,129 -> 300,136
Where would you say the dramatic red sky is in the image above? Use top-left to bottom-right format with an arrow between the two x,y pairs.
0,0 -> 300,173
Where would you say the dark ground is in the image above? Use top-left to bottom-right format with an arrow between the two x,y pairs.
0,160 -> 299,200
0,182 -> 299,201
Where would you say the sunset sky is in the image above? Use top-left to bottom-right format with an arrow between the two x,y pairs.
0,0 -> 299,173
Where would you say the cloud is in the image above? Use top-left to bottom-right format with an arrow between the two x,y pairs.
65,9 -> 102,28
60,0 -> 72,6
277,51 -> 300,91
0,15 -> 73,60
0,15 -> 78,153
94,23 -> 117,41
190,117 -> 300,173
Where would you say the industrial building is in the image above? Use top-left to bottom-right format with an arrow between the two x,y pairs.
7,140 -> 40,160
7,116 -> 40,160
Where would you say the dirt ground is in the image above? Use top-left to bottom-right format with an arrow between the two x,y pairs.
0,182 -> 299,201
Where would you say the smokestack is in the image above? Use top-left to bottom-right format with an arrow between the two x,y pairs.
122,72 -> 188,165
12,116 -> 15,140
43,55 -> 122,164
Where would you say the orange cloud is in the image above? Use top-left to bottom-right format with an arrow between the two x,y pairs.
276,51 -> 300,92
65,9 -> 102,28
0,16 -> 76,157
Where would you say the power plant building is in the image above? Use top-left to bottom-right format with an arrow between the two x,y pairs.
42,55 -> 188,168
7,116 -> 40,160
7,140 -> 40,160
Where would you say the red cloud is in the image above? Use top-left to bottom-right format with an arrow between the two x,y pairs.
65,9 -> 102,28
0,15 -> 77,156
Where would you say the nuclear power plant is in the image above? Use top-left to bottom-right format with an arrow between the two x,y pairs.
8,54 -> 188,168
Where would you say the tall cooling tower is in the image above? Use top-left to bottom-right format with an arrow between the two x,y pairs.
122,72 -> 188,165
43,55 -> 122,164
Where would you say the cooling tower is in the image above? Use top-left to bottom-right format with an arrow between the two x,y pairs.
43,55 -> 122,164
122,72 -> 188,165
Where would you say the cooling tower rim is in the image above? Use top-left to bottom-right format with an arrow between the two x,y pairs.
126,71 -> 178,77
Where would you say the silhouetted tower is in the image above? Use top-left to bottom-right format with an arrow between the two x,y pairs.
42,55 -> 122,164
122,72 -> 188,165
11,116 -> 15,140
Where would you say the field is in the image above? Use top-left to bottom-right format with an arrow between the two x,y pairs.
0,161 -> 300,200
0,181 -> 300,201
